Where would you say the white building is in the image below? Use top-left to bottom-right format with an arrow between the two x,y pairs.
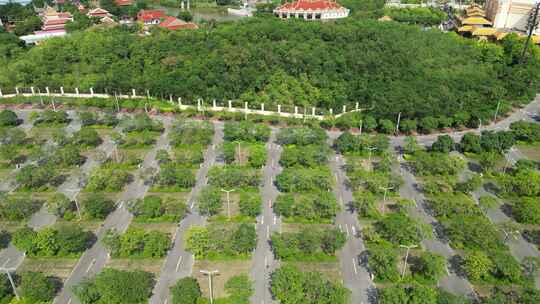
485,0 -> 539,34
273,0 -> 349,21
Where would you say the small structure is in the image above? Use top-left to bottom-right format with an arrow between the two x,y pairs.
20,29 -> 66,45
273,0 -> 349,21
158,16 -> 198,30
87,8 -> 112,19
137,9 -> 166,25
116,0 -> 133,6
485,0 -> 540,35
378,15 -> 393,22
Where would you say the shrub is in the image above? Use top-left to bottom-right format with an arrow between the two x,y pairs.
367,245 -> 400,282
0,109 -> 18,126
170,277 -> 201,304
103,227 -> 170,258
276,127 -> 327,146
238,192 -> 261,217
274,192 -> 339,222
224,121 -> 270,142
20,271 -> 57,303
82,194 -> 115,220
275,167 -> 332,192
271,228 -> 346,260
169,120 -> 214,146
71,128 -> 102,147
431,135 -> 454,153
86,168 -> 131,192
129,195 -> 187,222
0,195 -> 42,221
512,197 -> 540,224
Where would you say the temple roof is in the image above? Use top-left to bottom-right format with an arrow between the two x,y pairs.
275,0 -> 347,12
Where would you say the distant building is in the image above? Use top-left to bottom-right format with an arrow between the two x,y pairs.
20,29 -> 66,45
485,0 -> 539,34
87,8 -> 113,19
273,0 -> 349,21
159,16 -> 198,30
116,0 -> 133,6
41,7 -> 73,31
137,9 -> 166,25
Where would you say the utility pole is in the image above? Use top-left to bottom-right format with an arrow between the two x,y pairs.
0,267 -> 20,300
200,270 -> 219,304
221,189 -> 235,219
395,112 -> 402,135
366,146 -> 377,164
399,244 -> 418,279
521,3 -> 540,62
493,100 -> 501,123
359,120 -> 363,135
379,185 -> 394,213
65,188 -> 82,220
114,91 -> 120,113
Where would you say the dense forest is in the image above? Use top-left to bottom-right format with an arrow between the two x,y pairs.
1,11 -> 540,120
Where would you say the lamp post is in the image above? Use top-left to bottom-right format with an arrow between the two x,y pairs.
399,244 -> 418,279
221,189 -> 235,219
366,146 -> 377,164
200,270 -> 219,304
64,188 -> 82,220
379,185 -> 393,213
0,267 -> 20,300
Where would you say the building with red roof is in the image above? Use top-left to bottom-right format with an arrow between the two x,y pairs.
137,9 -> 166,25
273,0 -> 349,20
41,6 -> 73,31
87,8 -> 112,19
116,0 -> 133,6
158,16 -> 198,30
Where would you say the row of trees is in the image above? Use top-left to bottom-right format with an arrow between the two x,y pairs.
271,227 -> 346,261
185,223 -> 257,258
128,195 -> 187,222
12,224 -> 94,257
0,194 -> 42,221
170,275 -> 253,304
273,192 -> 340,222
223,121 -> 270,143
207,166 -> 261,189
103,227 -> 171,258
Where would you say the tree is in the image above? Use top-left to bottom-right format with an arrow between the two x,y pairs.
512,197 -> 540,224
82,194 -> 115,220
368,245 -> 399,282
170,277 -> 201,304
460,132 -> 482,153
0,109 -> 18,126
238,193 -> 261,217
73,268 -> 154,304
20,271 -> 56,302
464,251 -> 493,281
225,275 -> 253,304
231,224 -> 257,254
178,11 -> 193,22
431,135 -> 454,153
185,226 -> 210,258
375,212 -> 424,245
411,252 -> 446,282
197,187 -> 222,216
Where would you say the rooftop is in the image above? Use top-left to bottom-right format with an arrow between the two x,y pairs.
276,0 -> 347,12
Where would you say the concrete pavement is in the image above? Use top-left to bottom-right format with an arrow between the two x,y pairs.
149,122 -> 224,304
327,132 -> 375,304
393,154 -> 476,299
54,118 -> 172,304
249,129 -> 282,304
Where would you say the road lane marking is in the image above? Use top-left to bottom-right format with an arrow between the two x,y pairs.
266,225 -> 270,239
86,259 -> 96,273
273,216 -> 277,225
351,226 -> 356,237
352,258 -> 358,274
164,299 -> 168,304
268,200 -> 272,208
264,256 -> 268,268
1,258 -> 10,267
176,256 -> 183,272
345,225 -> 349,237
334,173 -> 338,182
261,216 -> 264,225
67,298 -> 72,304
339,225 -> 343,232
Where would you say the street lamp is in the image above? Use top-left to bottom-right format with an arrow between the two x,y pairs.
0,267 -> 20,300
200,270 -> 219,304
399,244 -> 418,279
379,185 -> 394,213
221,189 -> 235,219
64,188 -> 82,220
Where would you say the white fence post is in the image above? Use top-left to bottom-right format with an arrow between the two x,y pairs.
261,103 -> 264,112
355,102 -> 359,111
294,106 -> 298,115
212,99 -> 217,109
45,87 -> 50,95
90,87 -> 94,96
178,97 -> 182,107
15,87 -> 19,95
60,87 -> 64,95
342,105 -> 346,113
132,89 -> 136,98
197,98 -> 202,111
312,107 -> 315,116
31,87 -> 35,95
244,102 -> 248,112
228,100 -> 232,109
0,88 -> 3,97
330,108 -> 333,115
75,88 -> 79,96
277,105 -> 281,114
169,94 -> 173,103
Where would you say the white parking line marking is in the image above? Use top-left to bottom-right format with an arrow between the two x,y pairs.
273,216 -> 277,225
67,298 -> 72,304
352,226 -> 356,237
266,226 -> 270,239
345,225 -> 349,237
1,259 -> 10,268
86,259 -> 96,273
261,216 -> 264,225
176,256 -> 183,272
352,258 -> 358,274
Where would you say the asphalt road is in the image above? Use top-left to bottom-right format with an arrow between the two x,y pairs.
327,132 -> 376,304
149,122 -> 224,304
54,118 -> 172,304
392,154 -> 476,299
249,129 -> 282,304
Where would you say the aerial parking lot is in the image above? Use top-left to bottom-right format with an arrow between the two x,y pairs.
0,96 -> 539,304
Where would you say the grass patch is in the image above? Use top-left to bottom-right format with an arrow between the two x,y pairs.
106,258 -> 165,275
192,260 -> 252,299
283,261 -> 342,283
18,257 -> 79,280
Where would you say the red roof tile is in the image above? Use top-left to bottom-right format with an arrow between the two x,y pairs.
137,9 -> 166,22
116,0 -> 133,6
277,0 -> 345,11
158,16 -> 198,30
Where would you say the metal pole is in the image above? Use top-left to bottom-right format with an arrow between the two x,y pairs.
366,147 -> 377,164
379,186 -> 394,213
493,100 -> 501,122
221,189 -> 235,219
1,269 -> 19,300
395,112 -> 401,135
200,270 -> 218,304
399,244 -> 417,279
115,91 -> 120,113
